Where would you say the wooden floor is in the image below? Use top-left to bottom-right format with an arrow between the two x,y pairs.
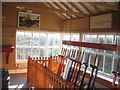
9,73 -> 33,89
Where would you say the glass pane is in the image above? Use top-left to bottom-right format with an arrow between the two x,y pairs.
64,34 -> 70,41
32,48 -> 39,57
40,48 -> 45,57
40,33 -> 46,46
24,32 -> 32,46
90,53 -> 96,65
115,52 -> 120,56
17,32 -> 24,46
48,34 -> 54,46
71,34 -> 79,41
98,35 -> 105,53
98,35 -> 105,44
98,55 -> 104,71
84,35 -> 91,42
25,48 -> 31,60
53,33 -> 60,46
83,47 -> 90,51
48,48 -> 52,56
106,35 -> 114,54
91,35 -> 97,43
17,47 -> 25,60
113,57 -> 120,72
106,50 -> 113,54
33,33 -> 39,46
91,35 -> 97,52
83,52 -> 90,64
106,35 -> 114,44
116,34 -> 120,45
52,48 -> 59,56
104,55 -> 112,74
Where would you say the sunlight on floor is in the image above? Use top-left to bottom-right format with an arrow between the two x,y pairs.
8,84 -> 24,88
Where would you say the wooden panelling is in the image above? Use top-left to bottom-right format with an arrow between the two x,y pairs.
2,3 -> 64,31
90,13 -> 119,30
63,17 -> 90,33
90,13 -> 112,29
2,3 -> 64,69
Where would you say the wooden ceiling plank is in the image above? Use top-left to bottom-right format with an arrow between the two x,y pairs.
59,2 -> 82,17
69,2 -> 87,17
93,5 -> 101,12
52,2 -> 71,19
6,2 -> 82,17
88,2 -> 118,11
78,2 -> 93,15
43,2 -> 66,19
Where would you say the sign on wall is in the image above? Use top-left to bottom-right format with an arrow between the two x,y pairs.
18,12 -> 40,29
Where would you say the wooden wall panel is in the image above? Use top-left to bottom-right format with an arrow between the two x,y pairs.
63,17 -> 90,33
2,2 -> 64,69
90,13 -> 112,29
2,3 -> 64,31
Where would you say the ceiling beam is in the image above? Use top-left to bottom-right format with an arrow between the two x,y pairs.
52,2 -> 71,19
69,2 -> 87,17
93,5 -> 101,12
43,2 -> 66,19
7,3 -> 82,17
78,2 -> 93,15
88,2 -> 118,11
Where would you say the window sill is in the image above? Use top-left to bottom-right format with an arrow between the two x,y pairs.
86,67 -> 118,85
16,60 -> 27,64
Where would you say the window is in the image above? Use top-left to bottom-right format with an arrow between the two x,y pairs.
83,34 -> 119,75
16,31 -> 80,61
63,33 -> 80,49
16,32 -> 61,61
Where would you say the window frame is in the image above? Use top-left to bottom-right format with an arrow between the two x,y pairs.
82,33 -> 120,83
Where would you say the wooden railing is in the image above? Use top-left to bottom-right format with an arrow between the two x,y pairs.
27,56 -> 74,88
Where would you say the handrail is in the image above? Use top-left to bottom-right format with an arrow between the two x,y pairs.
62,40 -> 119,51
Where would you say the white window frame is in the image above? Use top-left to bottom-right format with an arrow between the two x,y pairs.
82,33 -> 120,83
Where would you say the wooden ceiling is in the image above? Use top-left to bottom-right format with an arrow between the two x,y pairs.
4,2 -> 119,20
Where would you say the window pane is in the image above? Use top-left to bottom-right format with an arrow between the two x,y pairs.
71,34 -> 79,41
91,35 -> 97,43
48,48 -> 52,56
106,35 -> 114,54
48,34 -> 54,46
98,35 -> 105,44
33,33 -> 39,46
25,48 -> 31,60
17,47 -> 25,60
17,32 -> 24,46
104,55 -> 112,74
24,32 -> 32,46
64,34 -> 70,40
113,57 -> 120,72
84,35 -> 91,42
91,35 -> 97,52
83,52 -> 90,63
90,53 -> 96,65
40,33 -> 46,46
32,48 -> 39,57
53,34 -> 60,46
83,47 -> 90,51
98,55 -> 104,71
98,35 -> 105,53
40,48 -> 45,57
106,35 -> 114,44
52,48 -> 59,56
115,52 -> 120,56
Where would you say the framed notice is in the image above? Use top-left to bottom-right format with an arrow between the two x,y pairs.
18,12 -> 40,29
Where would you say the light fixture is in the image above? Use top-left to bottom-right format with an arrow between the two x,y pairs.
16,6 -> 25,11
2,16 -> 6,23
